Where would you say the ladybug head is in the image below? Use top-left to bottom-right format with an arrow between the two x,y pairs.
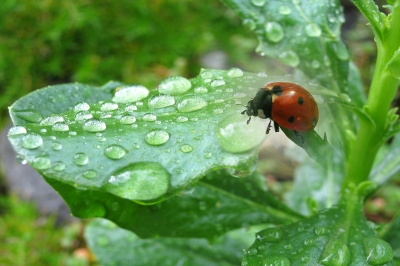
240,99 -> 258,117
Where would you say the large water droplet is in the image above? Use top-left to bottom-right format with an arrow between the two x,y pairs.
120,115 -> 136,125
251,0 -> 266,6
215,113 -> 266,153
158,76 -> 191,96
21,133 -> 43,149
112,85 -> 149,103
83,119 -> 106,132
74,102 -> 90,112
100,102 -> 118,111
145,129 -> 170,146
8,126 -> 27,136
148,95 -> 175,108
279,50 -> 300,67
104,145 -> 127,160
104,162 -> 170,201
32,155 -> 51,170
319,241 -> 350,266
142,113 -> 157,122
15,110 -> 42,123
74,152 -> 89,166
75,111 -> 93,121
305,23 -> 322,37
227,68 -> 243,77
40,115 -> 64,126
176,96 -> 208,113
362,237 -> 393,265
265,22 -> 284,42
52,122 -> 69,132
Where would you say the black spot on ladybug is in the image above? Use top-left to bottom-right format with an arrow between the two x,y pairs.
288,116 -> 295,123
298,96 -> 304,105
272,85 -> 283,96
312,116 -> 317,127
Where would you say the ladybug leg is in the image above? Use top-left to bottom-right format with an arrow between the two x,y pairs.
274,121 -> 280,132
266,120 -> 272,134
246,116 -> 252,124
293,130 -> 305,147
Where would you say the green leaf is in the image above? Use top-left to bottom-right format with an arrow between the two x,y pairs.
382,213 -> 400,261
46,169 -> 300,239
243,194 -> 395,265
85,218 -> 255,266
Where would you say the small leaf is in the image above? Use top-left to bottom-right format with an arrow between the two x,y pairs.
387,48 -> 400,79
85,219 -> 254,266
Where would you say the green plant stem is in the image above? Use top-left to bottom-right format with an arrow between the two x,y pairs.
343,3 -> 400,189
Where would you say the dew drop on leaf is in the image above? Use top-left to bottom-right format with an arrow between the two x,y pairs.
180,144 -> 194,153
142,113 -> 157,122
104,144 -> 127,160
176,116 -> 188,123
104,162 -> 170,201
51,142 -> 62,151
194,86 -> 208,94
32,155 -> 51,170
120,115 -> 136,125
148,95 -> 175,108
262,255 -> 291,266
279,50 -> 300,67
83,119 -> 106,132
305,23 -> 322,37
74,152 -> 89,166
144,129 -> 170,146
21,133 -> 43,149
112,85 -> 149,103
83,170 -> 97,179
227,68 -> 244,77
52,122 -> 69,132
73,102 -> 90,112
256,227 -> 283,242
158,76 -> 192,96
242,18 -> 257,30
265,22 -> 284,42
200,71 -> 213,79
251,0 -> 266,7
279,5 -> 292,15
100,102 -> 118,111
176,96 -> 208,113
211,79 -> 226,87
75,111 -> 93,121
331,41 -> 350,61
52,161 -> 65,171
8,126 -> 27,136
40,115 -> 64,126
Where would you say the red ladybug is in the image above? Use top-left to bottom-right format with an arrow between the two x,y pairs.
241,82 -> 319,143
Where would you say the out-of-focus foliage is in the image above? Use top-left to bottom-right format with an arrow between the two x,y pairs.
0,0 -> 254,125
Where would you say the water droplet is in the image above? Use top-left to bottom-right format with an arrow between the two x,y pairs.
32,155 -> 51,170
51,142 -> 62,151
125,104 -> 138,112
314,226 -> 327,235
319,241 -> 350,266
311,60 -> 320,69
21,133 -> 43,149
40,115 -> 64,126
74,102 -> 90,112
104,145 -> 127,160
148,95 -> 175,108
279,50 -> 300,67
243,18 -> 257,30
180,144 -> 193,153
52,161 -> 65,171
177,96 -> 208,113
104,162 -> 170,201
233,92 -> 246,98
362,237 -> 393,265
265,22 -> 284,42
158,76 -> 191,96
8,126 -> 27,136
305,23 -> 322,37
120,115 -> 136,125
304,238 -> 315,246
283,244 -> 292,250
83,169 -> 97,179
112,85 -> 149,103
262,255 -> 291,266
251,0 -> 266,6
194,86 -> 208,94
279,5 -> 292,14
332,41 -> 350,61
52,122 -> 69,132
227,68 -> 243,77
215,114 -> 266,153
145,129 -> 170,146
74,152 -> 89,166
200,71 -> 213,79
204,152 -> 212,159
101,102 -> 118,111
176,116 -> 188,122
75,111 -> 93,121
15,110 -> 42,123
257,227 -> 283,242
210,79 -> 225,87
83,119 -> 106,132
142,113 -> 157,122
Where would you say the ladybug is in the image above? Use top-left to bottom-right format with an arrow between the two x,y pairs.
241,82 -> 319,144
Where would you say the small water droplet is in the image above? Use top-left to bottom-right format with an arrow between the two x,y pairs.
227,68 -> 243,77
314,226 -> 327,235
51,142 -> 62,151
262,255 -> 291,266
40,115 -> 64,126
52,122 -> 69,132
200,71 -> 213,79
32,155 -> 51,170
251,0 -> 266,6
214,108 -> 224,114
101,102 -> 118,111
21,133 -> 43,149
158,76 -> 191,96
257,227 -> 283,242
120,115 -> 136,124
279,50 -> 300,67
83,119 -> 106,132
279,5 -> 292,14
265,22 -> 284,42
142,113 -> 157,122
74,102 -> 90,112
104,145 -> 127,160
112,85 -> 149,103
125,104 -> 138,112
177,96 -> 208,113
283,244 -> 292,250
176,116 -> 188,122
74,152 -> 89,166
8,126 -> 27,136
331,41 -> 350,61
148,95 -> 175,108
104,162 -> 170,201
305,23 -> 322,37
233,92 -> 246,98
180,144 -> 194,153
15,110 -> 42,123
75,111 -> 93,121
210,79 -> 225,87
204,152 -> 212,159
144,129 -> 170,146
83,169 -> 97,179
52,161 -> 66,171
243,18 -> 257,30
194,86 -> 208,94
